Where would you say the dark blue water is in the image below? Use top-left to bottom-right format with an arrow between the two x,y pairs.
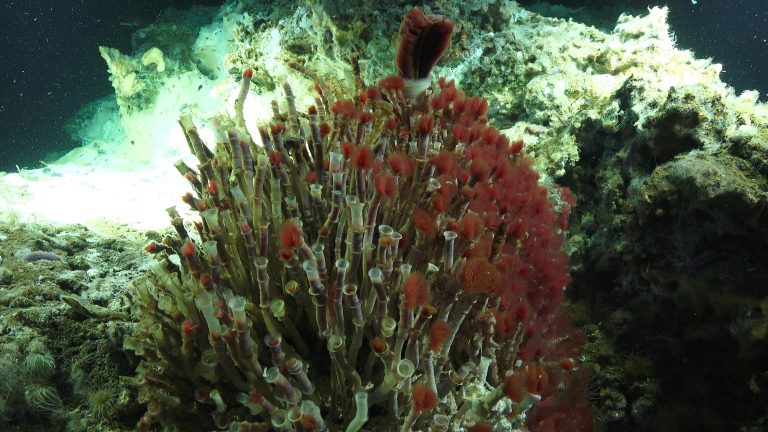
0,0 -> 223,172
669,0 -> 768,97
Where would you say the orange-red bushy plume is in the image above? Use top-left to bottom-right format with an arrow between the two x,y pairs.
432,150 -> 456,174
301,415 -> 318,432
462,213 -> 484,240
429,320 -> 451,352
388,152 -> 413,176
469,158 -> 491,182
182,319 -> 199,335
411,384 -> 438,412
353,146 -> 374,169
269,151 -> 282,165
341,142 -> 355,159
366,85 -> 381,101
384,117 -> 399,131
269,122 -> 285,135
559,358 -> 577,370
526,363 -> 549,395
206,180 -> 218,194
503,371 -> 527,403
432,195 -> 448,213
370,338 -> 388,354
181,239 -> 196,257
331,99 -> 356,118
404,272 -> 430,311
144,241 -> 158,254
412,209 -> 437,237
511,139 -> 524,154
359,111 -> 374,124
280,221 -> 302,249
199,273 -> 213,290
279,247 -> 294,261
379,75 -> 405,91
418,115 -> 434,135
374,173 -> 398,198
461,257 -> 501,294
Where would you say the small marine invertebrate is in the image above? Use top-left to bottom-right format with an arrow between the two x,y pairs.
622,351 -> 653,378
23,251 -> 62,262
88,387 -> 117,419
22,352 -> 56,379
24,384 -> 62,415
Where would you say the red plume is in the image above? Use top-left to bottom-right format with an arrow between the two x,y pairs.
395,8 -> 454,79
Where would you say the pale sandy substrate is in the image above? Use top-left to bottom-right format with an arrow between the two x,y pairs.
0,161 -> 190,236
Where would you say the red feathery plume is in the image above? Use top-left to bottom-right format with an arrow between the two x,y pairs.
359,111 -> 375,124
144,241 -> 158,253
418,115 -> 434,135
429,320 -> 451,352
503,371 -> 527,403
181,239 -> 196,257
331,99 -> 356,118
375,173 -> 398,198
301,415 -> 318,432
469,158 -> 491,182
404,273 -> 430,311
388,152 -> 413,176
461,257 -> 501,294
279,247 -> 293,261
462,213 -> 484,240
380,75 -> 405,91
370,338 -> 388,354
352,146 -> 374,169
526,363 -> 549,395
181,319 -> 199,336
280,221 -> 302,249
411,384 -> 438,412
511,139 -> 525,154
206,180 -> 218,195
341,142 -> 355,159
384,116 -> 399,131
412,208 -> 437,237
269,122 -> 285,135
396,7 -> 455,79
432,150 -> 456,174
366,85 -> 381,101
199,273 -> 213,290
268,151 -> 282,165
